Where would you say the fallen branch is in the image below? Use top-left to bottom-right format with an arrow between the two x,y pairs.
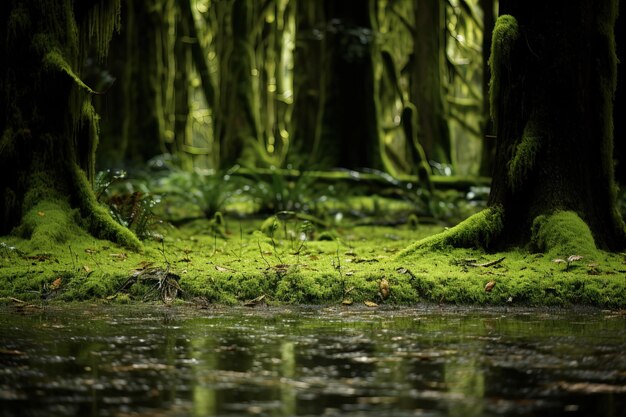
469,257 -> 505,268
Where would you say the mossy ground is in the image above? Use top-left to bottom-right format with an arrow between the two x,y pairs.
1,209 -> 625,308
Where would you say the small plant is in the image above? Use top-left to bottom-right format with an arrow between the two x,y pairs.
250,168 -> 317,214
157,167 -> 244,219
95,169 -> 160,240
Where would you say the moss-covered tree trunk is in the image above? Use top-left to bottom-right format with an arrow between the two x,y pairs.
318,0 -> 383,169
216,0 -> 262,169
478,0 -> 496,177
0,0 -> 140,250
410,0 -> 452,166
121,0 -> 171,164
404,0 -> 625,257
292,1 -> 326,165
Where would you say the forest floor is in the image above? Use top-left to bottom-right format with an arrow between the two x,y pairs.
1,166 -> 626,308
1,207 -> 625,308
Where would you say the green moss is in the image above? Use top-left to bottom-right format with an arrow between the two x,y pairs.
530,211 -> 599,259
71,163 -> 141,251
1,215 -> 624,307
489,14 -> 520,130
398,207 -> 504,255
15,200 -> 82,250
508,117 -> 542,189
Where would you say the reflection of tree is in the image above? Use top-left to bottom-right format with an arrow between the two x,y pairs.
280,341 -> 296,415
445,358 -> 485,417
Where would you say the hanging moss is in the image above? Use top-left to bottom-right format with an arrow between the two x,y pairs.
507,113 -> 542,190
489,14 -> 519,130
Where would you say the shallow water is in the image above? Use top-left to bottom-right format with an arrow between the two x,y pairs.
0,304 -> 625,417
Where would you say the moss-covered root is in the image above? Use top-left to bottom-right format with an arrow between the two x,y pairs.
530,211 -> 599,260
397,207 -> 504,257
71,163 -> 142,251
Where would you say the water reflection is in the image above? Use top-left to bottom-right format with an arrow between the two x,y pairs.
0,306 -> 625,417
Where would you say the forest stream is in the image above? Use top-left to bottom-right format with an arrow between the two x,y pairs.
1,304 -> 625,417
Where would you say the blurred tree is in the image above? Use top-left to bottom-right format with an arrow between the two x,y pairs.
409,0 -> 452,166
408,0 -> 626,253
291,0 -> 325,164
214,0 -> 262,168
318,0 -> 383,169
0,0 -> 140,249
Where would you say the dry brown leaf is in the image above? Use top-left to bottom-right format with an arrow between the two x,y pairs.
342,299 -> 353,305
50,277 -> 62,290
364,301 -> 378,307
37,211 -> 45,217
83,265 -> 92,273
215,265 -> 230,272
484,280 -> 496,292
379,278 -> 390,300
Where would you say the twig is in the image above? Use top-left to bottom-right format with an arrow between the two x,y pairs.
469,257 -> 505,268
258,239 -> 271,269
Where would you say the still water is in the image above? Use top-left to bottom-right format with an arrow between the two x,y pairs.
0,304 -> 625,417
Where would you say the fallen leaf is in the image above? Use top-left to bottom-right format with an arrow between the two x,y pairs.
342,299 -> 353,305
484,280 -> 496,292
83,265 -> 92,273
50,277 -> 62,290
37,211 -> 45,217
215,265 -> 230,272
553,258 -> 566,264
379,278 -> 390,300
364,301 -> 378,307
110,253 -> 128,260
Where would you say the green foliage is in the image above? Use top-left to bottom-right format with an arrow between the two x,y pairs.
249,168 -> 318,214
157,168 -> 242,219
95,170 -> 159,241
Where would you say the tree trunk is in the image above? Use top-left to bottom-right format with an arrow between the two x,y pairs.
404,0 -> 626,257
122,0 -> 170,164
318,0 -> 382,169
292,0 -> 326,165
478,0 -> 496,176
216,0 -> 262,169
410,0 -> 452,166
613,0 -> 625,183
0,0 -> 140,250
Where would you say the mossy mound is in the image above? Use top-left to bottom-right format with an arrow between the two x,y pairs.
530,211 -> 600,260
